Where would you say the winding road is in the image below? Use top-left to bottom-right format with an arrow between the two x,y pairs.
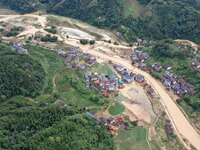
1,13 -> 200,149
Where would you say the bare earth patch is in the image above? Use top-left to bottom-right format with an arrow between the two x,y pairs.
120,82 -> 156,124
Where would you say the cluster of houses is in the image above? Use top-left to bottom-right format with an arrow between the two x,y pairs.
115,65 -> 145,83
57,48 -> 97,70
11,42 -> 28,54
131,47 -> 198,98
84,71 -> 123,97
85,112 -> 129,135
135,38 -> 154,46
158,71 -> 196,97
132,50 -> 149,63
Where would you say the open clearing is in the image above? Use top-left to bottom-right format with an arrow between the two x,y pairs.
61,27 -> 95,40
120,82 -> 156,124
108,101 -> 125,116
115,127 -> 149,150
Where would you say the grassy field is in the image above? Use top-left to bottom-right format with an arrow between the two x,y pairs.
121,0 -> 148,17
109,101 -> 125,116
89,63 -> 114,75
115,127 -> 149,150
56,69 -> 97,109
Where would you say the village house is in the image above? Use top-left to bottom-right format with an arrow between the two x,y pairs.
12,42 -> 27,54
152,64 -> 162,72
109,74 -> 116,83
147,87 -> 155,95
172,83 -> 181,92
118,78 -> 124,89
134,74 -> 145,83
164,120 -> 173,135
85,56 -> 97,67
163,64 -> 172,70
115,65 -> 125,72
177,89 -> 185,97
164,79 -> 172,87
85,71 -> 92,79
78,64 -> 85,71
192,61 -> 200,69
65,56 -> 73,64
197,56 -> 200,62
158,75 -> 166,82
91,72 -> 99,81
138,63 -> 147,70
132,51 -> 149,63
122,74 -> 133,83
55,99 -> 67,107
108,83 -> 116,91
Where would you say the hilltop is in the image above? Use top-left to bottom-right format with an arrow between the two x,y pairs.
1,0 -> 200,43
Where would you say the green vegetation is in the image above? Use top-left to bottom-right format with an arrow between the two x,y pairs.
41,34 -> 58,42
0,98 -> 114,149
80,39 -> 88,45
115,127 -> 149,150
150,112 -> 185,150
90,63 -> 114,75
141,40 -> 200,131
5,26 -> 22,37
89,40 -> 95,45
109,101 -> 125,116
45,0 -> 200,43
0,0 -> 35,14
3,0 -> 200,43
141,40 -> 200,110
80,39 -> 95,45
44,26 -> 57,34
0,43 -> 114,149
0,43 -> 45,100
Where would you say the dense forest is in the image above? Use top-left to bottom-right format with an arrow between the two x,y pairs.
0,98 -> 114,149
1,0 -> 200,43
0,43 -> 45,100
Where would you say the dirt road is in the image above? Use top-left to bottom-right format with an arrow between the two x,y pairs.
174,39 -> 198,50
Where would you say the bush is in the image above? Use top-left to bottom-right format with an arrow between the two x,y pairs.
114,41 -> 119,45
41,34 -> 58,42
44,26 -> 57,34
80,39 -> 88,45
89,40 -> 95,45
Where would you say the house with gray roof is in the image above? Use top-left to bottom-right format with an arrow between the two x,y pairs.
134,74 -> 145,83
123,74 -> 133,83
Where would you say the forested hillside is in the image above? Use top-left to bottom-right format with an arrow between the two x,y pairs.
0,98 -> 114,149
0,43 -> 45,100
0,43 -> 114,149
1,0 -> 200,43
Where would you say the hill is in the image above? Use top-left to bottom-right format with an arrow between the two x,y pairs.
0,43 -> 114,149
1,0 -> 200,43
0,42 -> 45,100
0,98 -> 114,150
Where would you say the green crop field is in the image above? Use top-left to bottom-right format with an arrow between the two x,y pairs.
121,0 -> 147,17
109,101 -> 125,115
115,127 -> 149,150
